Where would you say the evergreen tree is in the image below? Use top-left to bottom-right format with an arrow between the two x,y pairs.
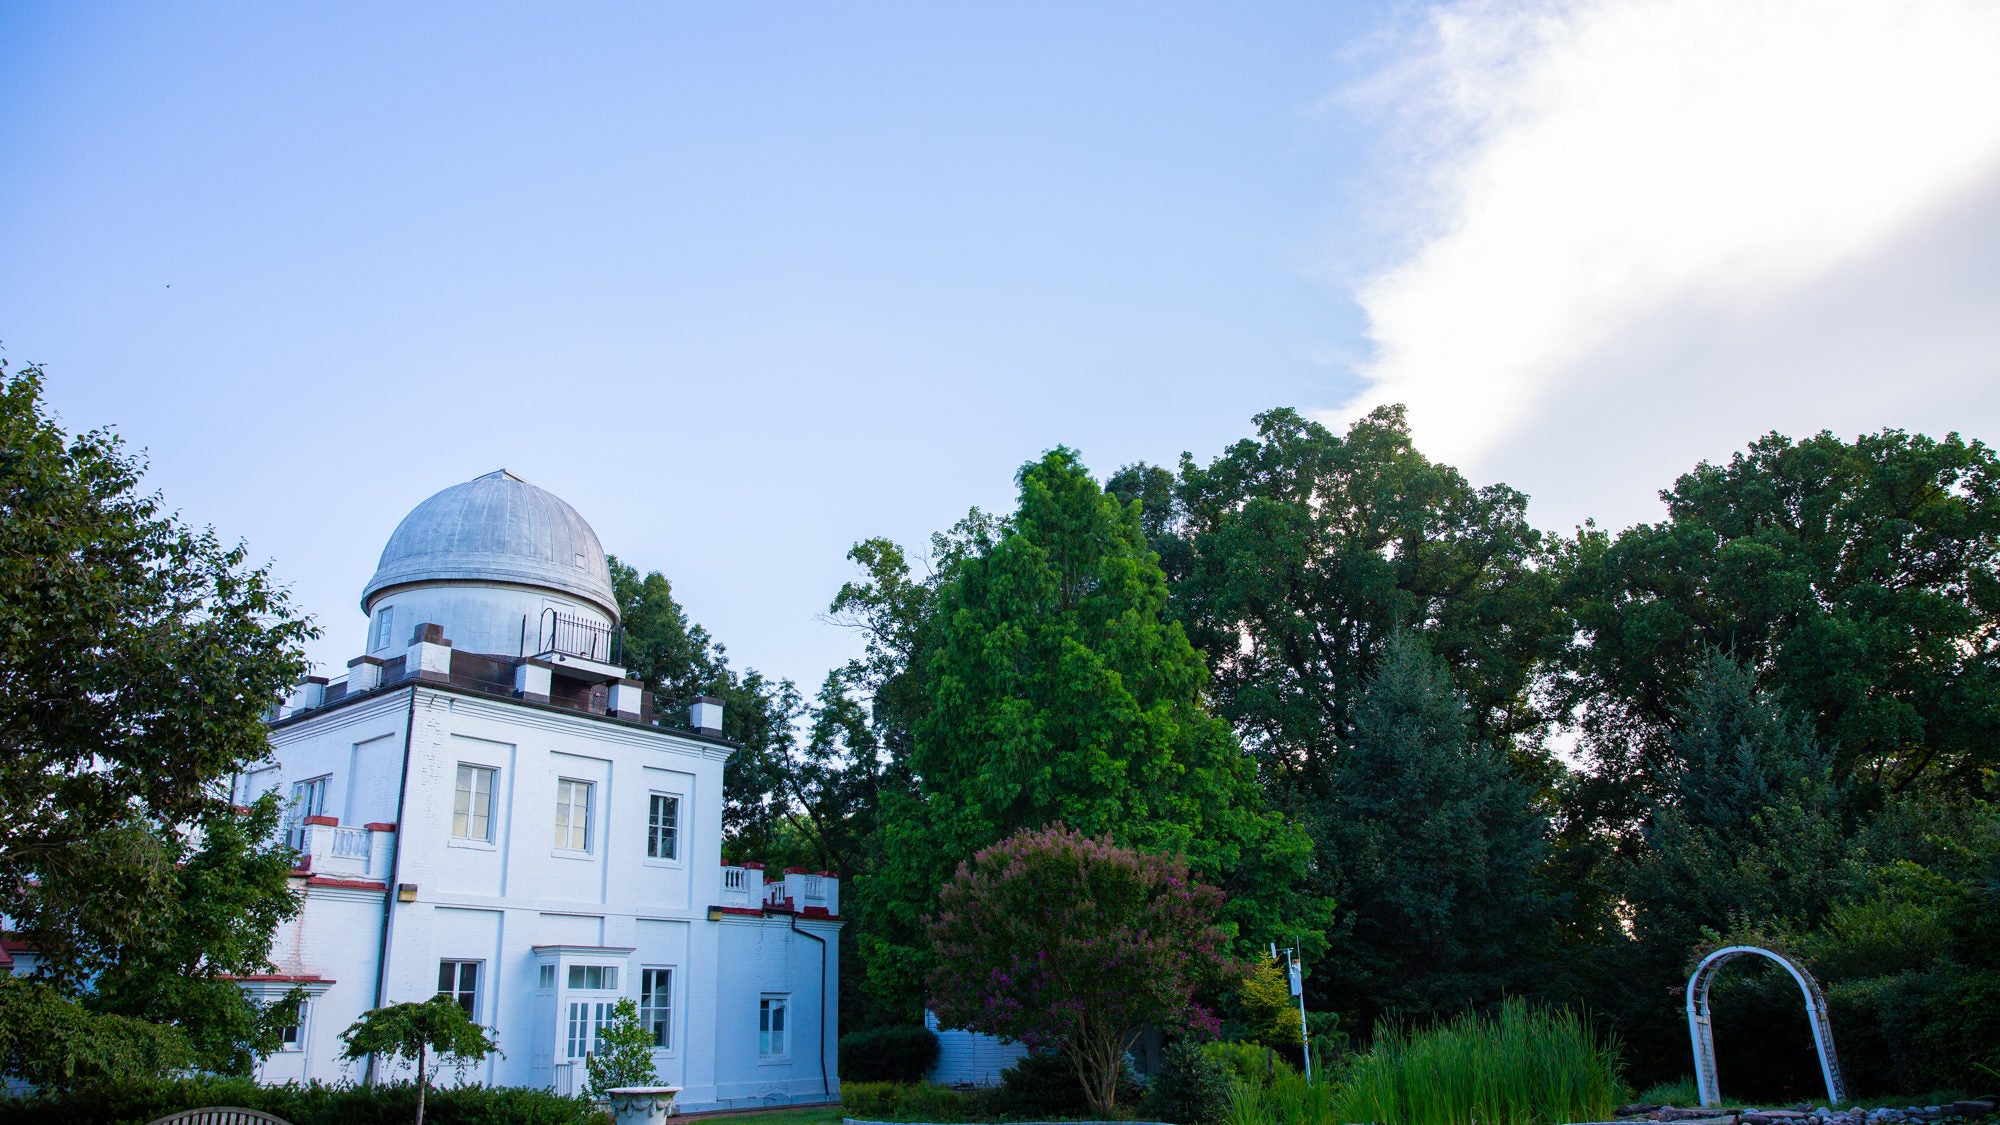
1315,632 -> 1556,1028
865,449 -> 1319,1017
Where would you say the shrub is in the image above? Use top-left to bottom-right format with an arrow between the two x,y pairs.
0,1077 -> 594,1125
841,1025 -> 941,1083
1203,1041 -> 1289,1090
1329,1000 -> 1626,1125
988,1051 -> 1143,1119
839,1080 -> 968,1122
1146,1041 -> 1235,1125
582,997 -> 659,1097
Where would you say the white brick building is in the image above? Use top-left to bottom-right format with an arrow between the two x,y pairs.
234,470 -> 841,1107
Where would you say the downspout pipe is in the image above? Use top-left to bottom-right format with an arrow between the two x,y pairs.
788,912 -> 832,1099
369,684 -> 420,1084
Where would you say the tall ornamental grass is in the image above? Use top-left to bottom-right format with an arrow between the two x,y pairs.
1229,999 -> 1627,1125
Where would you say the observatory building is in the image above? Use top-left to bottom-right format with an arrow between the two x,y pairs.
236,470 -> 840,1105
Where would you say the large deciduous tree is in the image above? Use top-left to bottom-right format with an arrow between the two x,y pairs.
1112,406 -> 1560,805
609,559 -> 801,856
1557,425 -> 2000,801
868,449 -> 1318,1016
927,826 -> 1230,1118
0,362 -> 311,1073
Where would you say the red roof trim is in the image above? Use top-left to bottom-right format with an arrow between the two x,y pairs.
225,973 -> 330,983
709,905 -> 764,917
302,815 -> 339,827
2,937 -> 34,952
364,822 -> 397,832
305,876 -> 388,891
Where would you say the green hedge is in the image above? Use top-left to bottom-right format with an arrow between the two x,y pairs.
0,1077 -> 596,1125
839,1025 -> 941,1083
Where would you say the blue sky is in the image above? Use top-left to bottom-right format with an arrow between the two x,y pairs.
6,2 -> 1999,691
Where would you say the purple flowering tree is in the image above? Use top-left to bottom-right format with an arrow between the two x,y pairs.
926,825 -> 1229,1117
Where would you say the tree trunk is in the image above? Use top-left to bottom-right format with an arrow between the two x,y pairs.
415,1041 -> 427,1125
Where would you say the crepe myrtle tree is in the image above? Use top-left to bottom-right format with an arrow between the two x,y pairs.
927,825 -> 1231,1118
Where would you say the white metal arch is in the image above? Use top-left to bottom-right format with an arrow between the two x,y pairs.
1686,945 -> 1846,1107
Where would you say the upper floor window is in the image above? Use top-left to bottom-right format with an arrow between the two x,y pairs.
286,775 -> 330,851
640,967 -> 673,1048
759,996 -> 788,1057
647,794 -> 680,860
437,960 -> 481,1019
453,765 -> 496,842
554,778 -> 593,852
373,606 -> 395,652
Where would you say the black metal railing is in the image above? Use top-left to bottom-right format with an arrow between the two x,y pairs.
536,608 -> 622,664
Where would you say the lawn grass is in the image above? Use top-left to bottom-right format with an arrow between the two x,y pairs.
687,1105 -> 846,1125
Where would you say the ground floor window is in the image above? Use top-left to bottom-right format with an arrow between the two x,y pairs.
640,968 -> 673,1048
759,995 -> 788,1057
567,1000 -> 614,1059
277,999 -> 309,1052
437,959 -> 481,1019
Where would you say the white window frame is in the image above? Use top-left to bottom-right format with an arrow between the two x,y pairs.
566,999 -> 614,1060
286,775 -> 331,852
640,967 -> 674,1050
553,778 -> 593,853
646,793 -> 681,863
451,764 -> 498,845
373,605 -> 395,652
759,995 -> 790,1060
437,959 -> 482,1021
276,998 -> 310,1053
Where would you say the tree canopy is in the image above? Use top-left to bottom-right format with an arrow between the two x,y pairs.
0,362 -> 311,1078
865,448 -> 1319,1015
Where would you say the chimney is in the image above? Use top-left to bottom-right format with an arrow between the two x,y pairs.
690,695 -> 724,736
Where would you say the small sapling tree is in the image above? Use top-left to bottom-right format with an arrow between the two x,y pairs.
340,995 -> 502,1125
584,996 -> 660,1097
927,825 -> 1231,1117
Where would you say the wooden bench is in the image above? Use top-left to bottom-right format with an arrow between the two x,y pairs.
144,1109 -> 294,1125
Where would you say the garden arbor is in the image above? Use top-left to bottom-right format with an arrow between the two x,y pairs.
1686,946 -> 1846,1107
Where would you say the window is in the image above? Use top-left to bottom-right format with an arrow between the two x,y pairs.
538,964 -> 555,989
640,968 -> 673,1048
277,1000 -> 309,1052
647,794 -> 679,860
437,960 -> 480,1019
567,964 -> 617,990
373,606 -> 395,652
759,996 -> 788,1057
452,765 -> 496,842
286,775 -> 330,851
554,779 -> 592,852
567,1000 -> 613,1058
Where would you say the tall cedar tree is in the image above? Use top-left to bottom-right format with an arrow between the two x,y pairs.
1315,632 -> 1555,1030
1110,406 -> 1559,808
608,559 -> 801,858
865,448 -> 1319,1017
1557,425 -> 2000,810
0,364 -> 311,1071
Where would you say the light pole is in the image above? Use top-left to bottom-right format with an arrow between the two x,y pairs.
1270,944 -> 1312,1082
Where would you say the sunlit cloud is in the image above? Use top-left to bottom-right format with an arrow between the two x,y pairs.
1334,0 -> 2000,520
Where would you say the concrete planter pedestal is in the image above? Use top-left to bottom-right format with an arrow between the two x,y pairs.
606,1086 -> 681,1125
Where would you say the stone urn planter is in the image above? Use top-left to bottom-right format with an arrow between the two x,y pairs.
605,1086 -> 681,1125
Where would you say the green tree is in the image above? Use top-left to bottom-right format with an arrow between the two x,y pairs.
1115,406 -> 1560,807
608,558 -> 802,857
339,995 -> 502,1125
1557,425 -> 2000,801
0,362 -> 311,1069
1315,632 -> 1556,1028
85,793 -> 305,1074
927,826 -> 1232,1118
582,997 -> 659,1097
0,976 -> 195,1093
867,448 -> 1319,1016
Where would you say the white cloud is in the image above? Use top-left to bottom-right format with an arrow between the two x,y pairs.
1336,0 -> 2000,528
